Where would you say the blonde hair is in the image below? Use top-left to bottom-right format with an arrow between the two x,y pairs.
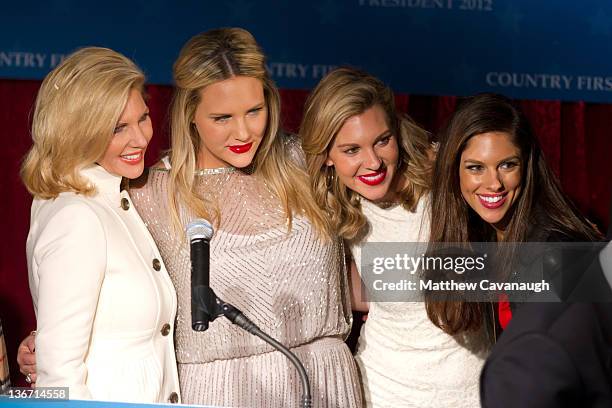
21,47 -> 144,199
168,27 -> 327,235
301,67 -> 432,241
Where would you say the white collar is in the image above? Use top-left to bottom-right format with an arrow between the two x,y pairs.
80,165 -> 123,196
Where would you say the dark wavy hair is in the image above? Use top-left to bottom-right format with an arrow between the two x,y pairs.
426,93 -> 601,335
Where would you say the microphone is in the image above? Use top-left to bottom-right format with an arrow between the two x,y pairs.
186,219 -> 215,331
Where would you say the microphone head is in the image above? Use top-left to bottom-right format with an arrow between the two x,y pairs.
186,219 -> 214,241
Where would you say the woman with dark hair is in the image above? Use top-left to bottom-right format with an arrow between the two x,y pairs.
429,93 -> 611,407
427,93 -> 601,334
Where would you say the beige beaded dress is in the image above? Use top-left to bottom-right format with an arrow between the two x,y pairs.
129,149 -> 362,407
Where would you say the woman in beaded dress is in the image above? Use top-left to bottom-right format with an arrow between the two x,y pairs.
301,68 -> 490,407
15,29 -> 361,407
128,29 -> 362,407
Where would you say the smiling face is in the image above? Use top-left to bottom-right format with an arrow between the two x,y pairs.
98,88 -> 152,179
193,76 -> 267,169
326,105 -> 400,202
459,131 -> 522,232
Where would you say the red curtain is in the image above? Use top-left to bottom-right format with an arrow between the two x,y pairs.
1,80 -> 610,386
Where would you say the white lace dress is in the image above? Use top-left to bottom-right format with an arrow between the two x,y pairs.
351,197 -> 490,408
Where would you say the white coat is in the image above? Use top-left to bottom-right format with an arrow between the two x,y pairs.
27,165 -> 180,403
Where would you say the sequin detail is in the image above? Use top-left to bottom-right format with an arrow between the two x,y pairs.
129,137 -> 362,407
194,167 -> 236,176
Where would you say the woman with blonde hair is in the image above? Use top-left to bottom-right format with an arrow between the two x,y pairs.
126,28 -> 362,407
21,47 -> 180,402
17,30 -> 361,407
301,67 -> 490,407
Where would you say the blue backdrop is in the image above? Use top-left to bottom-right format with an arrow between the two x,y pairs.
2,0 -> 612,102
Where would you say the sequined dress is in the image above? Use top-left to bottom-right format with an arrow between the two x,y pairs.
129,165 -> 362,408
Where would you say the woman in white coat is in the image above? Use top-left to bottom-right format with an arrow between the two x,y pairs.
20,47 -> 180,403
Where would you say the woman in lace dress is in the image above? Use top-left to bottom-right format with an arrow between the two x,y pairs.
128,28 -> 362,407
301,68 -> 491,407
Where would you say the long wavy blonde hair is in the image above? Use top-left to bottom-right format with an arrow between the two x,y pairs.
301,67 -> 432,241
21,47 -> 144,199
168,27 -> 327,235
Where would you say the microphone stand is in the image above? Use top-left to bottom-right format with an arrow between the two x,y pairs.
193,286 -> 312,408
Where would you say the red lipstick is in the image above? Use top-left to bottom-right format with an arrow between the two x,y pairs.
357,169 -> 387,186
228,142 -> 253,154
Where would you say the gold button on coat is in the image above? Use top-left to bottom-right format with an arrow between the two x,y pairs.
120,198 -> 130,210
168,392 -> 179,404
152,258 -> 161,271
161,323 -> 171,336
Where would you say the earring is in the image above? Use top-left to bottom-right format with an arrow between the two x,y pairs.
325,167 -> 336,190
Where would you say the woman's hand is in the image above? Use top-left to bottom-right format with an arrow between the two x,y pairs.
17,332 -> 36,387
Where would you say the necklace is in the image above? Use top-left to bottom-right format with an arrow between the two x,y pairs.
373,200 -> 401,209
358,195 -> 401,209
194,167 -> 236,176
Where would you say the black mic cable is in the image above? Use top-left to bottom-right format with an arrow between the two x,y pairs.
220,302 -> 312,408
